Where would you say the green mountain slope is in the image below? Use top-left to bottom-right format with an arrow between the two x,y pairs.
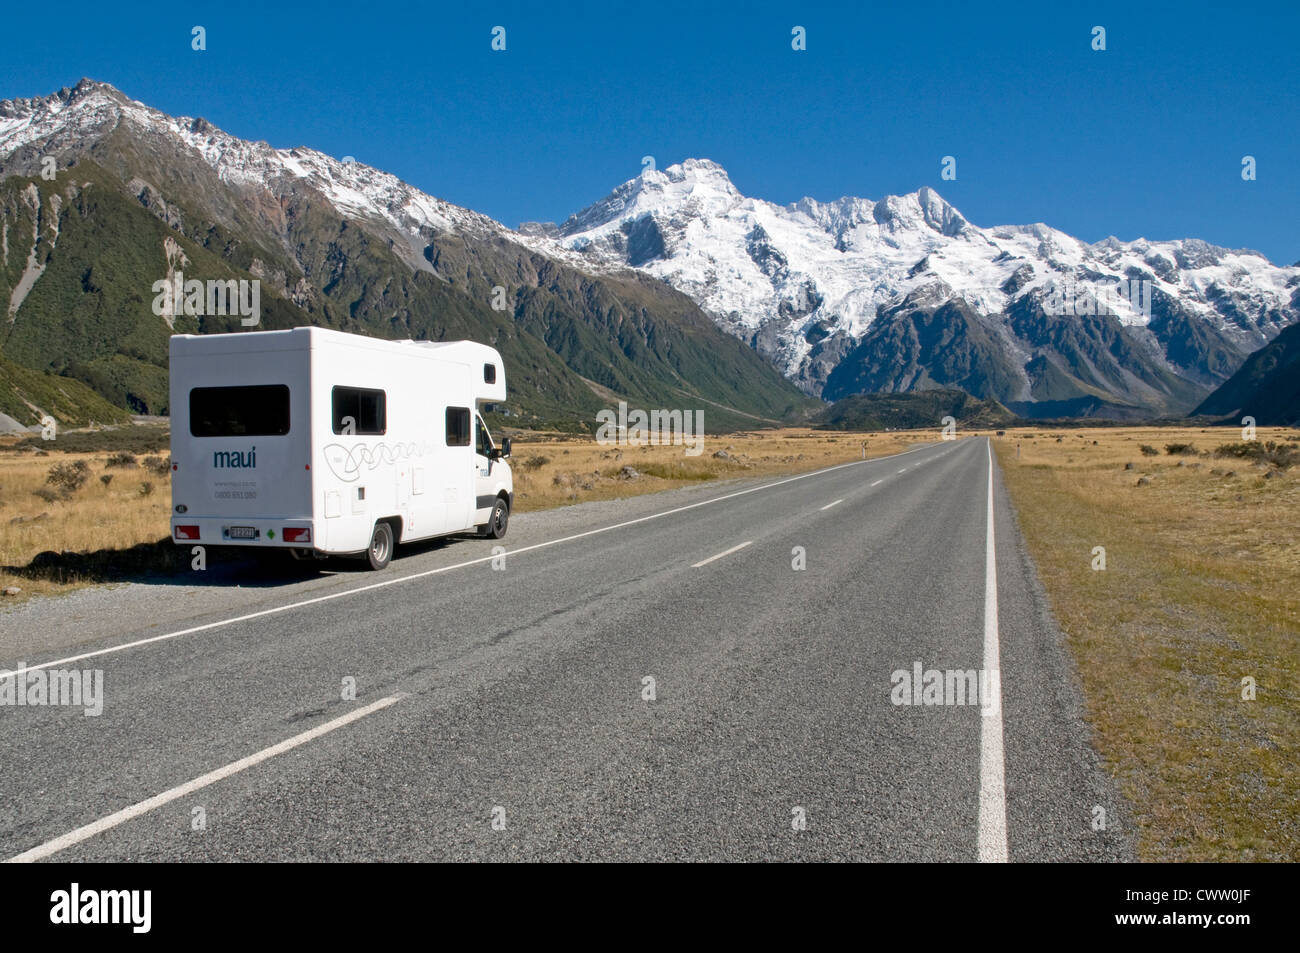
1194,320 -> 1300,426
0,352 -> 131,428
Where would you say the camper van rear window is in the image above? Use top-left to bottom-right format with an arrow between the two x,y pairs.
445,407 -> 471,446
332,386 -> 387,435
189,385 -> 290,437
484,363 -> 497,384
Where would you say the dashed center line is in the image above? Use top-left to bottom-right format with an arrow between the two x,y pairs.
820,499 -> 843,511
870,480 -> 884,487
691,541 -> 753,568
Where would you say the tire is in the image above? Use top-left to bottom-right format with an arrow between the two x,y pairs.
367,521 -> 394,570
478,497 -> 509,540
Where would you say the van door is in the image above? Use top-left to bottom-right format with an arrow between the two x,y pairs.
443,406 -> 474,532
473,412 -> 496,526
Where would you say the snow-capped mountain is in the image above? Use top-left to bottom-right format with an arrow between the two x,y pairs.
0,79 -> 510,263
0,81 -> 808,428
4,80 -> 1296,421
520,159 -> 1300,415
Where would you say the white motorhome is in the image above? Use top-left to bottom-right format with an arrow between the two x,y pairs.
169,327 -> 513,569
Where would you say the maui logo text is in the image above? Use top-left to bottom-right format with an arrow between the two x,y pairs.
213,447 -> 256,469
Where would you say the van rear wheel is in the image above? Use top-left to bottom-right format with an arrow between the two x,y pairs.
478,498 -> 509,540
367,521 -> 394,570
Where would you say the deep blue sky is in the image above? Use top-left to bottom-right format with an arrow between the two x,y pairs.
3,1 -> 1296,264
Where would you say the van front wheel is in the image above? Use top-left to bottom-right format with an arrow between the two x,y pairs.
478,498 -> 509,540
367,521 -> 394,570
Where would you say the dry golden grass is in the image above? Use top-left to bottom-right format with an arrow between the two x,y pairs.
0,448 -> 174,598
995,426 -> 1300,861
506,427 -> 921,511
0,428 -> 924,602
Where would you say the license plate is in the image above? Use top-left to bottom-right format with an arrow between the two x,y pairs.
227,526 -> 258,539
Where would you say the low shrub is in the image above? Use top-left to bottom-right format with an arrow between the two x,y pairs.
46,460 -> 90,497
1215,441 -> 1298,470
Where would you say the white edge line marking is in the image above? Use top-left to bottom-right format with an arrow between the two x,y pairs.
978,438 -> 1009,862
819,499 -> 843,511
7,693 -> 405,863
6,444 -> 939,677
691,540 -> 753,568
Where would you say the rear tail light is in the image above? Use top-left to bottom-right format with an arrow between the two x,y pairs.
175,525 -> 200,540
284,528 -> 311,543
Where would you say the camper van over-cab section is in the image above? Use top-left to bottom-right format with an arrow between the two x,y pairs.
169,327 -> 513,570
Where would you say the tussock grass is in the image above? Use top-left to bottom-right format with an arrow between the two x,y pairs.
995,427 -> 1300,861
0,449 -> 178,598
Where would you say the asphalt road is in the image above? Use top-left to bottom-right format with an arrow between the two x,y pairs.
0,436 -> 1131,861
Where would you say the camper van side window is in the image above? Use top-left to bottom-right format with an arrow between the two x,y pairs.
332,387 -> 386,435
483,363 -> 497,385
445,407 -> 471,447
190,385 -> 290,437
